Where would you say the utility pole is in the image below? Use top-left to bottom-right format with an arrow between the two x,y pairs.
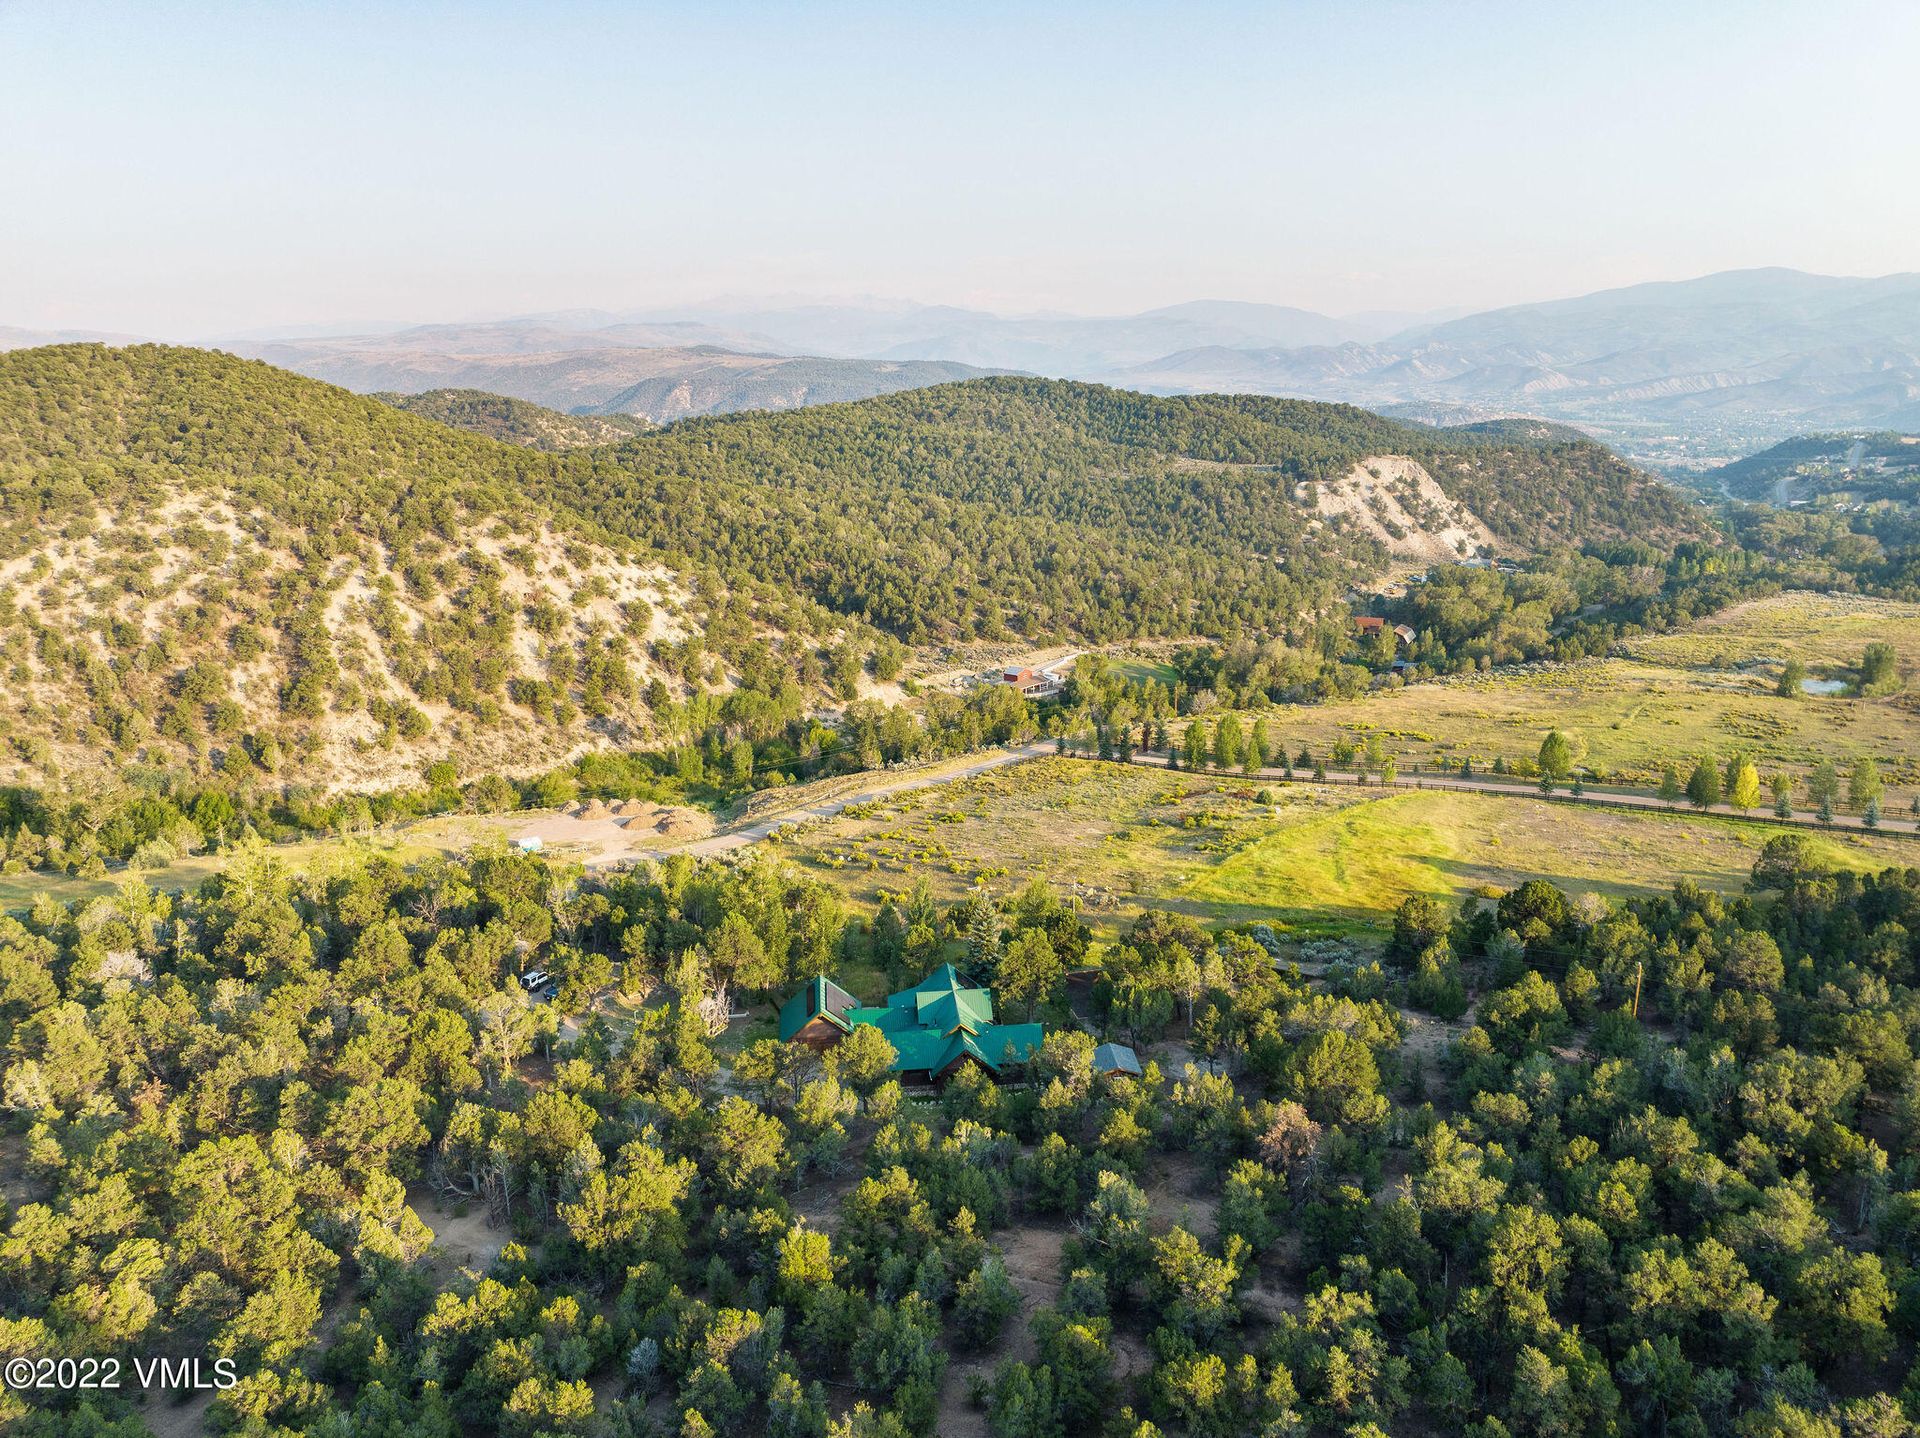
1630,961 -> 1643,1020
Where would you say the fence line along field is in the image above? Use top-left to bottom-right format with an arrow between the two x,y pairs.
773,755 -> 1917,938
1207,590 -> 1920,790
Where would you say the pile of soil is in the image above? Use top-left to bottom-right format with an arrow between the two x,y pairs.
577,799 -> 615,821
653,810 -> 707,838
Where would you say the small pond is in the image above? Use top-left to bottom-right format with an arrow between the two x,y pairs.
1800,678 -> 1849,696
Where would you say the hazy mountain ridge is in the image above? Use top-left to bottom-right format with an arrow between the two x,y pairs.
231,331 -> 1010,422
1109,269 -> 1920,465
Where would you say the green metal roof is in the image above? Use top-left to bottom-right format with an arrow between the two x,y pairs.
879,1021 -> 1043,1076
777,975 -> 858,1041
779,966 -> 1042,1076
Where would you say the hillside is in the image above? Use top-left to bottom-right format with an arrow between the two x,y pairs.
1709,429 -> 1920,506
371,388 -> 654,450
553,378 -> 1704,639
0,348 -> 1709,794
0,345 -> 733,793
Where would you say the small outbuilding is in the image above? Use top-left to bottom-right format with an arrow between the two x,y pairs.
1093,1042 -> 1143,1078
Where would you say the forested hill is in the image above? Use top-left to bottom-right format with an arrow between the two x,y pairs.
1710,431 -> 1920,503
548,377 -> 1708,640
0,350 -> 1712,789
372,387 -> 654,450
0,344 -> 764,791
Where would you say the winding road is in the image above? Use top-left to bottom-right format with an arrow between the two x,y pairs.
648,737 -> 1917,869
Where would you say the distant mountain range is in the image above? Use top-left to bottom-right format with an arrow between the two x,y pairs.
15,269 -> 1919,461
1109,270 -> 1920,466
228,326 -> 1007,421
613,297 -> 1429,372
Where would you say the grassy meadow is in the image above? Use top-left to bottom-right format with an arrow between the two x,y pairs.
776,756 -> 1919,939
1233,591 -> 1920,790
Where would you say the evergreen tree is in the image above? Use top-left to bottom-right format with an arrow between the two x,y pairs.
1685,758 -> 1721,810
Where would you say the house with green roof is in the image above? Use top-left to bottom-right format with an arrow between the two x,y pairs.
778,975 -> 861,1050
777,963 -> 1044,1083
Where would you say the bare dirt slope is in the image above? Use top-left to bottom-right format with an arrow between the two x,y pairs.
1310,454 -> 1500,563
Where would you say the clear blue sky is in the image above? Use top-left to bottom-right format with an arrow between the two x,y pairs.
3,0 -> 1916,335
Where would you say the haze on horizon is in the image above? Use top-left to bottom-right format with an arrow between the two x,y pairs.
3,0 -> 1917,338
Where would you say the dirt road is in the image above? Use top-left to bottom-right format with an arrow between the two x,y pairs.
1115,747 -> 1920,837
660,740 -> 1057,861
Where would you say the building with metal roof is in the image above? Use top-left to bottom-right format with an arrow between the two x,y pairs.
777,963 -> 1043,1082
1093,1042 -> 1143,1078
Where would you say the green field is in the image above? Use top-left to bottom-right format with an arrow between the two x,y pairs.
779,756 -> 1918,938
1223,591 -> 1920,790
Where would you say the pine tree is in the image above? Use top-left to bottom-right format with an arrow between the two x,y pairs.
1685,758 -> 1721,810
966,895 -> 1002,974
1657,766 -> 1682,807
1773,774 -> 1793,818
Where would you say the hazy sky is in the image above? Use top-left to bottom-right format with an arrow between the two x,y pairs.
3,0 -> 1917,336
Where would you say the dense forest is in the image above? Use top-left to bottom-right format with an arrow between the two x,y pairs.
553,378 -> 1706,642
4,825 -> 1920,1435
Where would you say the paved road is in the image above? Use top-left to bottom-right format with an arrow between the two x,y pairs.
662,740 -> 1057,860
1115,747 -> 1920,838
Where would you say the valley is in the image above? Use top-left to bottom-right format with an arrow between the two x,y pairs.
15,8 -> 1920,1434
4,340 -> 1920,1438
